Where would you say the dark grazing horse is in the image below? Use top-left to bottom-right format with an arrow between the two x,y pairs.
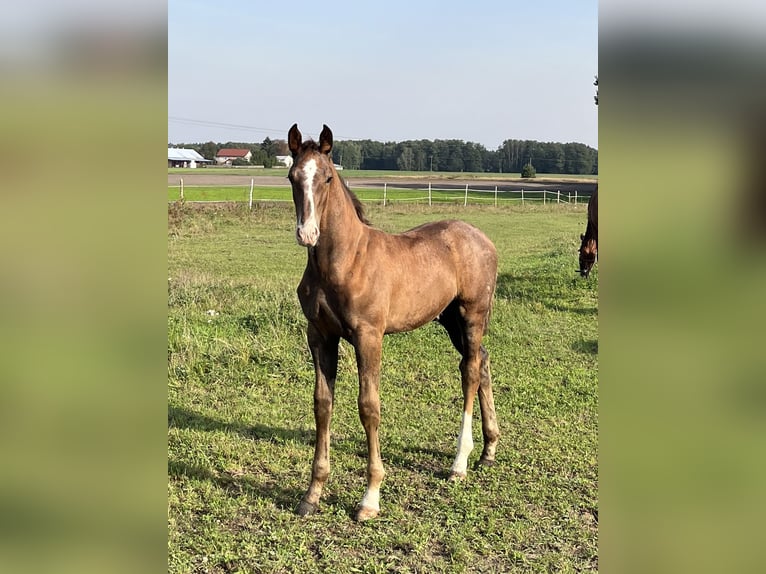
578,187 -> 598,278
287,124 -> 500,521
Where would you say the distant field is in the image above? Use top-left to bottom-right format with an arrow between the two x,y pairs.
168,202 -> 598,573
168,167 -> 598,181
169,167 -> 290,177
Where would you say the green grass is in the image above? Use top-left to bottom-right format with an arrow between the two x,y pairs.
168,202 -> 598,573
169,186 -> 588,205
169,186 -> 289,202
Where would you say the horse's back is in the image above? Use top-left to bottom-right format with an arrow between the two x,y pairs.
368,220 -> 495,333
588,188 -> 598,236
403,219 -> 496,258
399,219 -> 497,300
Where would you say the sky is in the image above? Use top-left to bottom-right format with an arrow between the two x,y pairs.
168,0 -> 598,150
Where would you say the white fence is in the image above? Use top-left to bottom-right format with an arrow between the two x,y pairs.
174,178 -> 594,207
379,182 -> 590,207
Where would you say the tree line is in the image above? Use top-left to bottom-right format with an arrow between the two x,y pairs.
170,136 -> 598,175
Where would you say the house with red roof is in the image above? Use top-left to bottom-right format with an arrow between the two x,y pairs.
215,148 -> 252,165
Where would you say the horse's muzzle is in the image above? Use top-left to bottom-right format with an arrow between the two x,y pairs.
296,224 -> 320,247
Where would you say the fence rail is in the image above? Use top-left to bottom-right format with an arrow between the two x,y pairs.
172,178 -> 595,207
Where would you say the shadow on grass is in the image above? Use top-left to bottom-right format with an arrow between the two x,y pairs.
168,405 -> 313,444
168,459 -> 303,512
168,406 -> 311,512
382,445 -> 455,479
168,406 -> 469,512
572,338 -> 598,355
496,271 -> 597,315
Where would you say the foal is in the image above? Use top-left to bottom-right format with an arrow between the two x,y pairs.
288,124 -> 499,521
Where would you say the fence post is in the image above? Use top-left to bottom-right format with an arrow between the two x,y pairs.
494,185 -> 498,207
557,190 -> 560,203
521,188 -> 524,205
180,178 -> 184,201
383,182 -> 387,207
464,184 -> 468,207
428,182 -> 432,206
575,190 -> 578,204
249,178 -> 254,209
543,190 -> 546,205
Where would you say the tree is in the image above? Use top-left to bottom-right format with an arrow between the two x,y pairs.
463,143 -> 483,172
273,139 -> 289,155
260,137 -> 275,156
333,141 -> 362,169
521,163 -> 536,178
198,141 -> 218,161
172,134 -> 596,175
397,146 -> 415,171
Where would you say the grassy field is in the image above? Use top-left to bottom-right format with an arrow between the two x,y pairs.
168,201 -> 598,573
168,186 -> 588,205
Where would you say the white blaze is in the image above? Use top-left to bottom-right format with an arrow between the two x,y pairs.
450,411 -> 474,476
296,158 -> 319,246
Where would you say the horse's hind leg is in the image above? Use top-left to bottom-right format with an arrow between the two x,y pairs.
477,345 -> 500,467
440,303 -> 499,479
444,308 -> 481,480
296,324 -> 339,516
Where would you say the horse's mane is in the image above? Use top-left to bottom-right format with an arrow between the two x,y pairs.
339,178 -> 371,226
298,140 -> 371,226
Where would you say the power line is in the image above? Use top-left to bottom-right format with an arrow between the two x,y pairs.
168,116 -> 287,136
168,116 -> 366,141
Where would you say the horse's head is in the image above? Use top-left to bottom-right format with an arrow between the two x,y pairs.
578,233 -> 597,278
287,123 -> 335,247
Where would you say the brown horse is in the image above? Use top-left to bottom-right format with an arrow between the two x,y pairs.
578,187 -> 598,278
287,124 -> 500,521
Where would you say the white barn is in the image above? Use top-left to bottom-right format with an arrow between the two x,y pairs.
275,155 -> 293,168
168,148 -> 210,168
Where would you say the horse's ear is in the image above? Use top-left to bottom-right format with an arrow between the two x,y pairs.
288,123 -> 302,156
319,124 -> 333,154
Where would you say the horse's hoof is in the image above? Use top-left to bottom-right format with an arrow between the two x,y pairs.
354,505 -> 379,522
295,499 -> 319,517
447,471 -> 467,482
476,457 -> 496,469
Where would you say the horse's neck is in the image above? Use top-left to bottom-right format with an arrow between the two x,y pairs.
584,220 -> 597,242
314,184 -> 366,268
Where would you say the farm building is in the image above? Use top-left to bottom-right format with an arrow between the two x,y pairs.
215,148 -> 252,165
168,148 -> 211,168
275,155 -> 293,168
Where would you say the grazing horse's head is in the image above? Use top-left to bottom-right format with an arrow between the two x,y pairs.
578,234 -> 597,278
287,123 -> 335,247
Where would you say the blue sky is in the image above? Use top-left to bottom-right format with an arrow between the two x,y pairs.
169,0 -> 598,149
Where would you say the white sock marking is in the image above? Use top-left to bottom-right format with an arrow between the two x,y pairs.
360,486 -> 380,511
451,411 -> 474,475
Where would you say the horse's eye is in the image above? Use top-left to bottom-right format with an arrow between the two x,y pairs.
326,175 -> 333,183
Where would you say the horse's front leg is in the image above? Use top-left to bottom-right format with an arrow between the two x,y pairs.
353,327 -> 385,521
296,324 -> 339,516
